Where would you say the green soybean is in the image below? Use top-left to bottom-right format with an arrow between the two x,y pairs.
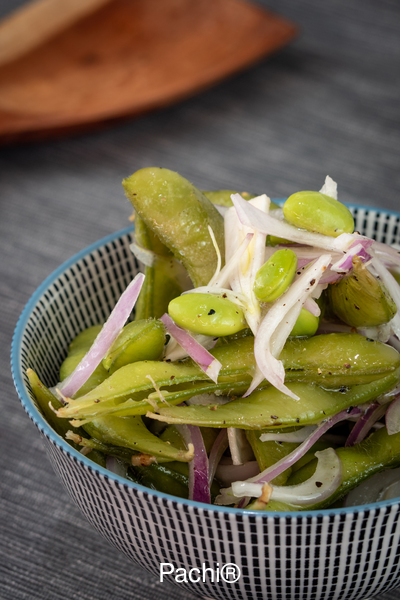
168,293 -> 246,336
289,308 -> 319,337
253,249 -> 297,302
123,168 -> 225,287
283,191 -> 354,237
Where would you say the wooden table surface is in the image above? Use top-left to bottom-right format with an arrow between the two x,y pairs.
1,0 -> 400,598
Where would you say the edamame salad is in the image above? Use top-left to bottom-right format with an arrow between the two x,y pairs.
28,168 -> 400,510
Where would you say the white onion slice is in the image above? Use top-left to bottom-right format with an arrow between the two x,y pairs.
160,314 -> 222,383
176,424 -> 210,504
240,448 -> 342,507
344,466 -> 400,507
57,273 -> 145,399
216,460 -> 260,487
319,175 -> 338,200
227,428 -> 254,465
246,254 -> 332,399
260,425 -> 318,443
231,193 -> 362,252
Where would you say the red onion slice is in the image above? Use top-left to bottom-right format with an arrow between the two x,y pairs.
346,402 -> 387,446
176,424 -> 210,504
160,314 -> 222,383
241,448 -> 342,507
208,429 -> 229,485
331,240 -> 373,272
58,273 -> 145,399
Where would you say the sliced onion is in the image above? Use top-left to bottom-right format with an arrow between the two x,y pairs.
345,402 -> 387,446
330,240 -> 373,272
216,460 -> 260,487
319,175 -> 338,199
164,333 -> 218,362
227,428 -> 254,465
176,424 -> 210,504
303,297 -> 320,317
207,232 -> 253,288
246,254 -> 332,399
241,448 -> 342,507
344,466 -> 400,507
160,314 -> 222,383
260,425 -> 318,443
222,406 -> 362,501
231,193 -> 362,252
208,429 -> 229,485
57,273 -> 145,399
386,394 -> 400,435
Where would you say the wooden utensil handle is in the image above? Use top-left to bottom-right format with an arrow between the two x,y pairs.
0,0 -> 112,66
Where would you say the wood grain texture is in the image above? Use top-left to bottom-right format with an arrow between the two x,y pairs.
0,0 -> 297,144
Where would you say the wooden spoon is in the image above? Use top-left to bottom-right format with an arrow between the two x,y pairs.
0,0 -> 297,144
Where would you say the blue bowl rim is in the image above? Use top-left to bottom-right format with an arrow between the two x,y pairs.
10,201 -> 400,519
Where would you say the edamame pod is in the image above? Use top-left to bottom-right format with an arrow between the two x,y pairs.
258,426 -> 400,511
328,255 -> 397,327
283,191 -> 354,237
84,415 -> 194,462
146,368 -> 400,429
253,248 -> 297,302
123,168 -> 225,287
102,319 -> 166,374
245,430 -> 297,485
133,214 -> 187,319
168,293 -> 246,336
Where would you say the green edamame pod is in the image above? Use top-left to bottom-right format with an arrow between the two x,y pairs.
283,191 -> 354,237
102,319 -> 166,374
246,430 -> 297,485
133,214 -> 187,320
60,324 -> 109,397
57,334 -> 400,422
84,415 -> 193,462
253,249 -> 297,302
203,190 -> 256,207
147,368 -> 400,429
262,426 -> 400,511
27,369 -> 107,467
289,308 -> 319,337
328,255 -> 397,327
168,293 -> 246,336
123,168 -> 225,287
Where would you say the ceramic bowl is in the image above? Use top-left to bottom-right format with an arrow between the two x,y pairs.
11,205 -> 400,600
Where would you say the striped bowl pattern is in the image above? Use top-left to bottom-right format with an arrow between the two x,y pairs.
11,206 -> 400,600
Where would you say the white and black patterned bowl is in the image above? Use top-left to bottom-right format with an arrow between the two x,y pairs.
11,206 -> 400,600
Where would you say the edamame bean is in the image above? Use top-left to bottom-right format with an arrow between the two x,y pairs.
283,191 -> 354,237
253,248 -> 297,302
168,293 -> 246,336
290,308 -> 319,337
